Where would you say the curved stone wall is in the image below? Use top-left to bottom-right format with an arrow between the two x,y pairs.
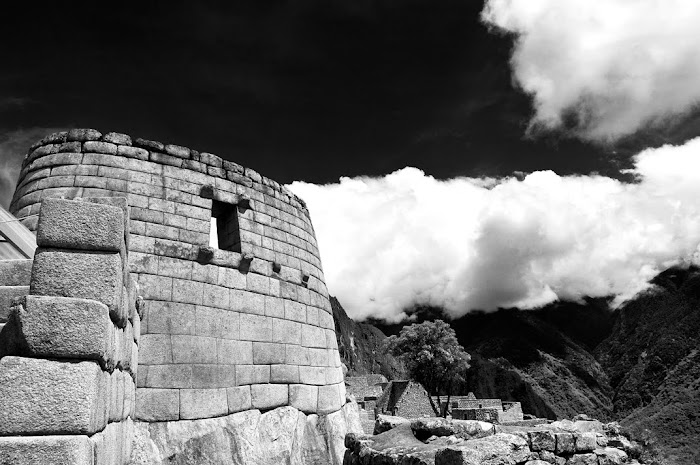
9,129 -> 345,421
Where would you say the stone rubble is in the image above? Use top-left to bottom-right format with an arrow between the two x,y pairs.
344,415 -> 643,465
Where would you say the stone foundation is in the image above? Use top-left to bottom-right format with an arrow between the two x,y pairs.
130,402 -> 362,465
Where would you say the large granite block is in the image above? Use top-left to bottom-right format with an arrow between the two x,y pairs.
30,249 -> 123,320
144,364 -> 193,388
180,388 -> 228,420
0,259 -> 32,286
252,342 -> 286,364
299,366 -> 326,385
171,335 -> 217,364
0,435 -> 94,465
289,384 -> 318,414
317,383 -> 342,414
36,198 -> 125,252
135,388 -> 179,421
146,301 -> 195,335
270,364 -> 300,383
0,286 -> 29,323
13,295 -> 113,368
251,384 -> 288,410
0,357 -> 107,435
239,313 -> 272,341
272,318 -> 301,344
236,365 -> 270,385
217,339 -> 253,364
227,386 -> 252,413
301,324 -> 326,348
138,334 -> 172,364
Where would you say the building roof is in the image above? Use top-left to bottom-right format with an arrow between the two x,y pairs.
0,206 -> 36,259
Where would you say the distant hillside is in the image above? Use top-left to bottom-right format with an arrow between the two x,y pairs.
342,266 -> 700,463
331,296 -> 406,379
371,301 -> 615,420
595,267 -> 700,464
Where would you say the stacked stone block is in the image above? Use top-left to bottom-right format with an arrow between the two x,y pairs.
0,198 -> 141,464
0,259 -> 32,332
9,129 -> 346,422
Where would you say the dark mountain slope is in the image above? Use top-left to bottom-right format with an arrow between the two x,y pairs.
335,267 -> 700,462
594,267 -> 700,463
452,305 -> 614,420
332,296 -> 406,379
370,301 -> 616,420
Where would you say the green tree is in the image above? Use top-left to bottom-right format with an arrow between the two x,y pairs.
385,319 -> 471,417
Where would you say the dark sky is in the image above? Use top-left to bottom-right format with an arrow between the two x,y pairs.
1,0 -> 694,184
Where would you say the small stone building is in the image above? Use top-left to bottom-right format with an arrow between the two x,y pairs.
447,392 -> 524,423
376,380 -> 435,418
346,374 -> 388,433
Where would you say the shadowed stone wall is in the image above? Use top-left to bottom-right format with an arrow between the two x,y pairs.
9,129 -> 345,422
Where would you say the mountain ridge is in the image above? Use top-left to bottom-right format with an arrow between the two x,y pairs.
334,265 -> 700,464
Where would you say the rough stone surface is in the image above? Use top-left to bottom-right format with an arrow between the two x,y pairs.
374,414 -> 410,434
13,295 -> 113,367
529,430 -> 556,452
575,432 -> 597,452
0,286 -> 29,322
30,249 -> 123,318
130,401 -> 362,465
434,433 -> 531,465
555,432 -> 576,455
594,447 -> 628,465
290,384 -> 318,414
67,128 -> 102,141
0,435 -> 94,465
0,356 -> 106,435
411,417 -> 496,440
135,389 -> 179,422
0,259 -> 32,286
251,384 -> 288,411
349,416 -> 636,465
36,199 -> 125,252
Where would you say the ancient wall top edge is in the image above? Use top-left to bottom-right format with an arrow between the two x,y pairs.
21,128 -> 310,213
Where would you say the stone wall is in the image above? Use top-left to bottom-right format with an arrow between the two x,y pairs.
9,129 -> 345,422
0,198 -> 140,464
500,401 -> 524,423
453,408 -> 501,423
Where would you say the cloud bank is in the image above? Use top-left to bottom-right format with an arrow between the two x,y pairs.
481,0 -> 700,141
290,137 -> 700,321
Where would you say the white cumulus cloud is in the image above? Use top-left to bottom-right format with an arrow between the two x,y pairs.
481,0 -> 700,141
290,137 -> 700,321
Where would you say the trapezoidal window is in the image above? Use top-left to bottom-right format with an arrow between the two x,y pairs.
209,200 -> 241,253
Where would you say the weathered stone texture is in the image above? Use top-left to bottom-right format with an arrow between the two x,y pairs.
13,295 -> 114,367
0,259 -> 32,286
0,357 -> 106,435
0,435 -> 94,465
130,401 -> 362,465
30,249 -> 123,318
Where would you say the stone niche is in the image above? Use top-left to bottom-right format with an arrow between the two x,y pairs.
9,129 -> 346,423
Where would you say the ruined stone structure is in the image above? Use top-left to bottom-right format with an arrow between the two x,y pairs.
0,129 -> 359,464
376,380 -> 435,419
447,392 -> 524,424
346,375 -> 388,433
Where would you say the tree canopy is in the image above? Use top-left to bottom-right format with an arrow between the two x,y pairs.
385,319 -> 471,417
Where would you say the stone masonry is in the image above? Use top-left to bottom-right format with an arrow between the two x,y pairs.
8,129 -> 345,422
0,197 -> 139,464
